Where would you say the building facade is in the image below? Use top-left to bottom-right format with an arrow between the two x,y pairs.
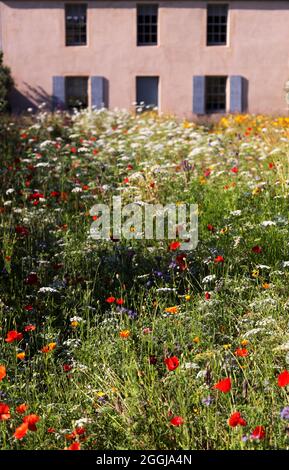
0,0 -> 289,117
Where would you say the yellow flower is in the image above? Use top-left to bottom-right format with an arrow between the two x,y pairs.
220,226 -> 229,235
17,352 -> 25,360
241,339 -> 249,346
96,391 -> 106,398
252,187 -> 261,196
193,336 -> 200,344
119,330 -> 130,339
199,176 -> 207,185
70,321 -> 79,328
185,295 -> 191,301
223,344 -> 231,350
251,269 -> 259,278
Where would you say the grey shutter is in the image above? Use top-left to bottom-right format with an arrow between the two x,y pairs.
91,76 -> 105,109
52,76 -> 65,110
193,76 -> 205,115
230,76 -> 243,113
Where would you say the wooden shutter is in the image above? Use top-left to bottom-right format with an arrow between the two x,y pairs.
230,76 -> 243,113
52,76 -> 65,110
91,76 -> 105,109
193,76 -> 205,115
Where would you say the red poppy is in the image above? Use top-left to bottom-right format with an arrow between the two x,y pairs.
176,254 -> 187,271
47,427 -> 56,433
24,305 -> 33,311
149,355 -> 157,365
252,245 -> 262,254
70,147 -> 77,154
213,377 -> 232,393
50,191 -> 60,198
106,296 -> 115,303
251,426 -> 266,440
14,422 -> 29,440
231,167 -> 239,173
214,255 -> 224,264
169,241 -> 181,251
207,224 -> 215,232
268,162 -> 275,170
5,330 -> 23,343
164,356 -> 179,371
16,404 -> 28,414
23,414 -> 40,431
123,177 -> 129,184
24,324 -> 36,332
234,348 -> 248,357
204,169 -> 211,177
15,225 -> 29,237
277,370 -> 289,388
66,442 -> 81,450
75,427 -> 86,436
205,292 -> 211,300
228,411 -> 247,427
0,365 -> 6,381
0,403 -> 11,421
25,273 -> 39,285
63,364 -> 73,372
170,416 -> 184,426
116,298 -> 124,305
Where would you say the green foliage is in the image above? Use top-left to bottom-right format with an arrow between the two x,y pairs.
0,51 -> 14,112
0,111 -> 289,449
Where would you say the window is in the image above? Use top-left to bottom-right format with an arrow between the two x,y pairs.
137,4 -> 158,46
65,4 -> 87,46
136,77 -> 159,110
205,76 -> 227,113
207,4 -> 228,46
66,77 -> 88,109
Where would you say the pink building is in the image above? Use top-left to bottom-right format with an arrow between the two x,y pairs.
0,0 -> 289,117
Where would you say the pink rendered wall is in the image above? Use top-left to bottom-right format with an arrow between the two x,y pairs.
1,1 -> 289,116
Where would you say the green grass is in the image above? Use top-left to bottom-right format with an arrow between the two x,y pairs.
1,110 -> 289,450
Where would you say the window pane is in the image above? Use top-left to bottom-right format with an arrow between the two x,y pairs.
207,4 -> 228,46
66,77 -> 88,109
205,76 -> 227,113
66,4 -> 87,46
136,77 -> 159,110
137,4 -> 158,46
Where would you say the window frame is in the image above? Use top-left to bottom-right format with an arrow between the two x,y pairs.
65,3 -> 88,47
65,76 -> 89,110
206,3 -> 229,47
137,3 -> 159,47
205,76 -> 228,114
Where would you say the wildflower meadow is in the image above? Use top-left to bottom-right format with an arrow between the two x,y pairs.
1,109 -> 289,451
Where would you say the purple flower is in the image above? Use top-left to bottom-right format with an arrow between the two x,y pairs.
202,396 -> 213,406
280,407 -> 289,420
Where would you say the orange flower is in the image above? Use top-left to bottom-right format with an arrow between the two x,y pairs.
16,403 -> 28,414
262,282 -> 270,289
41,342 -> 57,353
0,365 -> 6,381
17,352 -> 26,360
14,422 -> 29,440
165,306 -> 179,314
23,414 -> 40,431
119,330 -> 130,339
234,348 -> 248,357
